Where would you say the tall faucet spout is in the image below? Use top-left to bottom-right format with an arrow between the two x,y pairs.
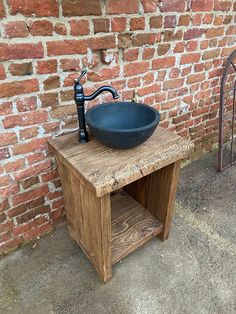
84,86 -> 118,101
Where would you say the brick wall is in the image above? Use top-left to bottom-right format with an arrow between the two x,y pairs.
0,0 -> 236,254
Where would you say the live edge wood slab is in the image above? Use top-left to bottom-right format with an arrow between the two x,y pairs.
48,127 -> 194,283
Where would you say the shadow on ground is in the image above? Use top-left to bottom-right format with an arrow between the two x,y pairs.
0,151 -> 236,314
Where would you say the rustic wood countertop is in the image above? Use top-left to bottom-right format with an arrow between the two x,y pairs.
48,127 -> 194,198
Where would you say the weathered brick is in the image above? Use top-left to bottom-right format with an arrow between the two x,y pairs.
178,15 -> 191,26
157,43 -> 171,56
164,16 -> 176,28
106,0 -> 139,14
4,159 -> 25,173
0,43 -> 44,61
36,60 -> 57,74
54,22 -> 67,35
111,17 -> 127,32
8,0 -> 59,17
0,132 -> 17,146
187,73 -> 206,84
60,59 -> 80,72
163,78 -> 184,90
43,76 -> 60,91
132,33 -> 156,46
184,28 -> 205,40
0,0 -> 5,18
15,160 -> 52,180
0,65 -> 6,80
29,20 -> 53,36
69,20 -> 90,36
124,62 -> 149,77
16,96 -> 37,112
180,53 -> 201,64
3,110 -> 48,129
20,127 -> 38,140
152,57 -> 176,69
62,0 -> 101,16
3,21 -> 29,38
192,0 -> 213,11
159,0 -> 185,12
150,16 -> 162,29
203,49 -> 221,60
47,40 -> 87,56
9,63 -> 33,76
130,17 -> 145,31
0,79 -> 39,98
0,148 -> 10,160
93,18 -> 110,33
214,0 -> 232,11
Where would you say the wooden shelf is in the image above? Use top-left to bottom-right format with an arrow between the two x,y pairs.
111,191 -> 163,264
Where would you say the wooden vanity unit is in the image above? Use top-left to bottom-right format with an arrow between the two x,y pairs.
48,127 -> 193,283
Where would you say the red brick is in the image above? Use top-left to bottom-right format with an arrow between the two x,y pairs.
178,15 -> 191,26
206,27 -> 224,38
69,20 -> 90,36
137,84 -> 161,96
16,205 -> 50,224
163,30 -> 183,41
106,0 -> 139,14
42,121 -> 60,134
0,43 -> 44,61
159,0 -> 185,12
62,0 -> 101,16
54,22 -> 67,35
150,16 -> 162,29
180,53 -> 201,64
88,66 -> 120,82
4,159 -> 25,173
187,73 -> 206,84
164,16 -> 176,28
0,102 -> 13,116
41,169 -> 59,182
0,199 -> 9,213
203,49 -> 220,60
16,96 -> 37,112
123,48 -> 139,62
20,127 -> 38,140
186,41 -> 198,52
12,185 -> 48,207
132,33 -> 156,46
0,182 -> 19,198
8,0 -> 59,17
89,35 -> 116,50
130,17 -> 145,31
214,0 -> 232,11
9,63 -> 33,76
118,33 -> 132,49
93,18 -> 110,33
47,40 -> 87,56
0,65 -> 6,80
60,59 -> 80,72
173,113 -> 190,124
3,110 -> 48,129
0,148 -> 10,160
15,160 -> 52,180
0,175 -> 12,187
163,78 -> 184,90
111,17 -> 127,32
36,60 -> 57,74
143,47 -> 155,60
141,0 -> 158,12
43,76 -> 60,91
0,0 -> 5,18
152,57 -> 176,69
192,0 -> 213,11
124,62 -> 149,77
27,153 -> 45,165
40,92 -> 59,108
0,132 -> 18,146
0,79 -> 39,99
3,21 -> 29,38
29,20 -> 53,36
184,28 -> 205,40
157,43 -> 171,56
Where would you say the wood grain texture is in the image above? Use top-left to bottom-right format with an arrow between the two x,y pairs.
111,191 -> 163,264
125,161 -> 181,241
57,160 -> 112,283
48,127 -> 194,197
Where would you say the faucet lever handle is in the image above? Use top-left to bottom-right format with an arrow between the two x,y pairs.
75,69 -> 87,84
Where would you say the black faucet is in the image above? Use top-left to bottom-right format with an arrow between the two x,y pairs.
74,70 -> 119,143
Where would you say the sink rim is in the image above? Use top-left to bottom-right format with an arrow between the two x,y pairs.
85,102 -> 160,133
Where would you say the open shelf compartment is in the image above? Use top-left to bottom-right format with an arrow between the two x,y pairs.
111,191 -> 163,264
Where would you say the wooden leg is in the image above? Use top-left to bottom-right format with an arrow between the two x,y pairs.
58,161 -> 112,283
125,160 -> 181,242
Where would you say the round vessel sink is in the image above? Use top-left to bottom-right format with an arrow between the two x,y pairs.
85,102 -> 160,149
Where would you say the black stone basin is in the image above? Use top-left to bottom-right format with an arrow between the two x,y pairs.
85,102 -> 160,149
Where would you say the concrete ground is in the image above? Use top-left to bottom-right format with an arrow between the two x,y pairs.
0,151 -> 236,314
